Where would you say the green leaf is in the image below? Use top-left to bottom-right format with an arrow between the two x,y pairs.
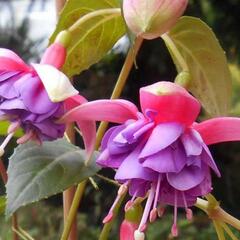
49,0 -> 126,77
0,196 -> 6,215
163,16 -> 232,116
6,139 -> 100,217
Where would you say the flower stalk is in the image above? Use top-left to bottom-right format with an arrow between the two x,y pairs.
60,36 -> 144,240
196,195 -> 240,240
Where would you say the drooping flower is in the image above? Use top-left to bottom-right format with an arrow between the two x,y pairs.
123,0 -> 188,39
61,81 -> 240,238
0,43 -> 96,156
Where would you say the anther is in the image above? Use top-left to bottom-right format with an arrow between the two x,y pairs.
134,230 -> 145,240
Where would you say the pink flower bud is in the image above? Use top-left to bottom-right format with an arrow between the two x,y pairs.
123,0 -> 188,39
120,220 -> 138,240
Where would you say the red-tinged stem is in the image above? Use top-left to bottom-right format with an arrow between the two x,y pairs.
0,158 -> 19,240
55,1 -> 78,239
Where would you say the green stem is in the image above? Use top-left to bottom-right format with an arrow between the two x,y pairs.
214,208 -> 240,231
68,8 -> 121,33
220,222 -> 238,240
95,37 -> 144,149
196,197 -> 240,231
60,37 -> 144,240
213,220 -> 226,240
60,180 -> 87,240
0,158 -> 19,240
99,191 -> 127,240
162,33 -> 189,72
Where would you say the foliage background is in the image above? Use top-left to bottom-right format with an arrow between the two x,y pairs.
0,0 -> 240,239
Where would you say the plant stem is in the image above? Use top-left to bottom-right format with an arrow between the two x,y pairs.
214,208 -> 240,231
162,33 -> 189,72
68,8 -> 121,33
0,159 -> 19,240
60,181 -> 87,240
95,37 -> 144,148
63,124 -> 78,240
99,191 -> 127,240
213,220 -> 226,240
60,37 -> 144,240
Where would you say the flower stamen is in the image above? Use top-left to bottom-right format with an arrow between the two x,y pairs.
181,191 -> 193,221
136,184 -> 155,234
150,174 -> 162,222
171,190 -> 179,237
103,182 -> 129,224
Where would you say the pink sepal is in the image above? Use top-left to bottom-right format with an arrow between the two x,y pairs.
140,81 -> 201,126
40,43 -> 67,69
0,48 -> 31,72
194,117 -> 240,145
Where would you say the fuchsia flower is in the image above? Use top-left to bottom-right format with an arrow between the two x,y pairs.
61,81 -> 240,238
123,0 -> 188,39
0,43 -> 95,156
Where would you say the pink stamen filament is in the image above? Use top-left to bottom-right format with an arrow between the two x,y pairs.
181,191 -> 193,221
171,190 -> 179,237
138,184 -> 155,232
17,130 -> 34,144
153,175 -> 161,209
103,181 -> 129,223
150,175 -> 162,222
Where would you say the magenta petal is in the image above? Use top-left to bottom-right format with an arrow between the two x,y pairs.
0,48 -> 31,72
115,143 -> 157,181
64,95 -> 96,156
181,129 -> 203,156
142,142 -> 186,173
76,120 -> 96,157
140,122 -> 183,158
167,164 -> 207,191
194,117 -> 240,145
140,81 -> 200,126
64,95 -> 87,111
60,99 -> 138,124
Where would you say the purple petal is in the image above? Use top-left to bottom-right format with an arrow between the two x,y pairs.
101,126 -> 119,150
201,144 -> 221,177
115,142 -> 157,181
187,169 -> 212,197
0,98 -> 26,110
0,71 -> 20,81
109,126 -> 133,155
167,164 -> 207,191
14,74 -> 58,114
159,181 -> 197,207
181,129 -> 203,156
128,179 -> 151,198
142,142 -> 187,173
139,122 -> 184,158
0,73 -> 23,99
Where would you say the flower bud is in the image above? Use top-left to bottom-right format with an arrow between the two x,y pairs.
123,0 -> 188,39
120,203 -> 143,240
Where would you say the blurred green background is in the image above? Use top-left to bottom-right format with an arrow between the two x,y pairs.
0,0 -> 240,239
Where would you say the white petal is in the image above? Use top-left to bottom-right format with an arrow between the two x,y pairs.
32,63 -> 78,102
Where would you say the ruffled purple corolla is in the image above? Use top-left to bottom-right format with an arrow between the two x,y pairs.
61,81 -> 240,239
0,43 -> 78,152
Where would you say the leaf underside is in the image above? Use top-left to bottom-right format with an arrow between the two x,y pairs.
6,139 -> 100,217
165,16 -> 232,116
